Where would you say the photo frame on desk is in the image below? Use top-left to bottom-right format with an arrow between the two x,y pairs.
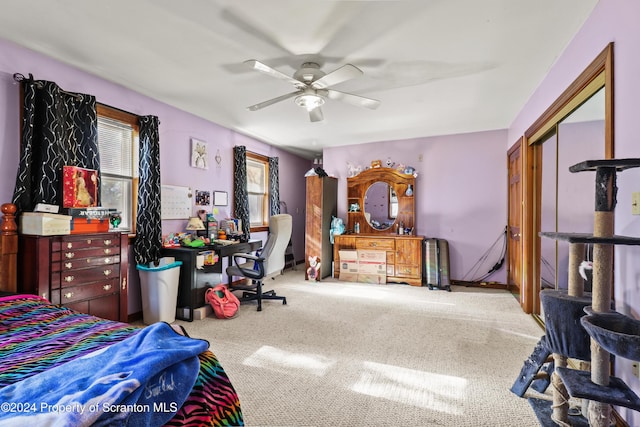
213,191 -> 228,206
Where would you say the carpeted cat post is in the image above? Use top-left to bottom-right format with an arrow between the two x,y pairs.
586,166 -> 615,427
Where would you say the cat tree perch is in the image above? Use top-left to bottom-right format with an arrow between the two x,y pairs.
541,159 -> 640,426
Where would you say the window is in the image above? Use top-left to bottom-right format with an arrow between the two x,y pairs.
246,151 -> 269,232
96,105 -> 138,233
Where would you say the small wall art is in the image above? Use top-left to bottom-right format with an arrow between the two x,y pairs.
213,191 -> 228,206
195,190 -> 210,206
191,138 -> 208,169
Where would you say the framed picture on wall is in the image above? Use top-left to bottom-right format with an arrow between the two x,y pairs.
191,138 -> 208,169
195,190 -> 210,206
214,191 -> 228,206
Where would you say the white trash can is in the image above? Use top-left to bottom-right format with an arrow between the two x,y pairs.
136,257 -> 182,325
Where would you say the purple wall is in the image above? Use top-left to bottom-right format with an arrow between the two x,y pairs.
324,129 -> 508,283
507,1 -> 640,423
4,4 -> 640,421
0,38 -> 309,314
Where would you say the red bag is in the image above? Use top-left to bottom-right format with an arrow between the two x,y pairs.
205,285 -> 240,319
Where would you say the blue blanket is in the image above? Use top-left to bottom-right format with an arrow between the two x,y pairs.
0,322 -> 208,427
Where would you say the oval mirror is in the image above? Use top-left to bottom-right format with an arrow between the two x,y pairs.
364,182 -> 397,230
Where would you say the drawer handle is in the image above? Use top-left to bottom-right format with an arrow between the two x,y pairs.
104,257 -> 112,264
86,239 -> 93,244
66,243 -> 73,249
64,275 -> 75,282
122,277 -> 127,290
104,249 -> 112,255
103,269 -> 112,277
370,242 -> 377,247
64,292 -> 74,299
65,262 -> 73,269
104,240 -> 112,245
65,252 -> 75,259
103,284 -> 112,291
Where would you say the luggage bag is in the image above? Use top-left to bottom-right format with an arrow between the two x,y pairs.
423,238 -> 451,291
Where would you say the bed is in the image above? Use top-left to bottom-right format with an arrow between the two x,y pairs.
0,203 -> 243,426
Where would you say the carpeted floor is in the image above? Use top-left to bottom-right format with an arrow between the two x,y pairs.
175,269 -> 549,427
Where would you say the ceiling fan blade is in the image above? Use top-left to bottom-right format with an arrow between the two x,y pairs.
323,89 -> 381,110
247,91 -> 302,111
245,60 -> 303,87
309,106 -> 324,122
311,64 -> 363,89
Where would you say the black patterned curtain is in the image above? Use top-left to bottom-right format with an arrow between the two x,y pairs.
12,74 -> 99,213
269,156 -> 280,215
233,146 -> 250,241
134,116 -> 162,265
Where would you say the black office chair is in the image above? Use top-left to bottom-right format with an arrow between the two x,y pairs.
226,214 -> 291,311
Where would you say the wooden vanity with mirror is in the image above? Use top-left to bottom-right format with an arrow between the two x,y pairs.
333,167 -> 424,286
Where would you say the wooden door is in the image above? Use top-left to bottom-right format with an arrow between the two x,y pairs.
507,140 -> 523,306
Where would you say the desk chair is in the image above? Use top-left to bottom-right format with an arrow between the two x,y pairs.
226,214 -> 292,311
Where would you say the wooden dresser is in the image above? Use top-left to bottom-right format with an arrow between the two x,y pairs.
18,232 -> 128,322
333,234 -> 424,286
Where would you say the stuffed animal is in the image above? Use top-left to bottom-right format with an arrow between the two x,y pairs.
307,256 -> 321,281
347,162 -> 362,177
579,260 -> 593,281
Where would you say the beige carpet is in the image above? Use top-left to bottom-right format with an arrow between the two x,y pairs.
175,269 -> 546,427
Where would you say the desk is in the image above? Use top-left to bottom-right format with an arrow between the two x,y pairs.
161,239 -> 261,321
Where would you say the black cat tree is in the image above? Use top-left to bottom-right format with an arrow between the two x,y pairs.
513,159 -> 640,426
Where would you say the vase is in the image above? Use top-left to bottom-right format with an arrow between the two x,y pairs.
405,184 -> 413,197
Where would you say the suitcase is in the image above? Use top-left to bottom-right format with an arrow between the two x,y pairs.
423,238 -> 451,291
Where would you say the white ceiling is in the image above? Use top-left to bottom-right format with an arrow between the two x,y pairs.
0,0 -> 598,159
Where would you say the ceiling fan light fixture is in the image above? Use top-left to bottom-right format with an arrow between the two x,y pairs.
295,93 -> 324,111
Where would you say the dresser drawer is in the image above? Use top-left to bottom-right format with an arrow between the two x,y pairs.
52,265 -> 120,288
51,279 -> 120,305
53,235 -> 120,251
395,264 -> 420,278
52,255 -> 120,272
355,238 -> 395,251
52,246 -> 120,263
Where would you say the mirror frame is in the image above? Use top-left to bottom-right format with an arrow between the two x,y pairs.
520,43 -> 614,315
346,167 -> 416,235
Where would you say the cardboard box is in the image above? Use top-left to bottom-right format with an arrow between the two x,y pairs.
62,166 -> 99,208
20,212 -> 71,236
357,250 -> 386,274
62,207 -> 115,219
338,249 -> 359,281
339,272 -> 359,282
357,273 -> 387,284
70,217 -> 109,234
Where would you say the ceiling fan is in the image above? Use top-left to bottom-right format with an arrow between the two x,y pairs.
244,60 -> 381,122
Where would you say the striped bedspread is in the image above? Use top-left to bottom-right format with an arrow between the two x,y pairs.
0,295 -> 243,426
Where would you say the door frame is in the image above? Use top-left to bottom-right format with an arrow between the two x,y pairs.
507,138 -> 525,309
518,43 -> 613,316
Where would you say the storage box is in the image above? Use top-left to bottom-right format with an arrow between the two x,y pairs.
62,165 -> 99,208
20,212 -> 71,236
357,250 -> 386,275
357,273 -> 387,284
70,217 -> 109,234
339,249 -> 359,282
62,207 -> 115,219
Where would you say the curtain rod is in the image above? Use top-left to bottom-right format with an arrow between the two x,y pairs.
13,73 -> 84,100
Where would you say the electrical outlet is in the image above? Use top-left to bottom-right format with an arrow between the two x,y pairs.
632,362 -> 640,378
632,192 -> 640,215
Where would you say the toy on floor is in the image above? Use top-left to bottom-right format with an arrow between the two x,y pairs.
307,256 -> 321,281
